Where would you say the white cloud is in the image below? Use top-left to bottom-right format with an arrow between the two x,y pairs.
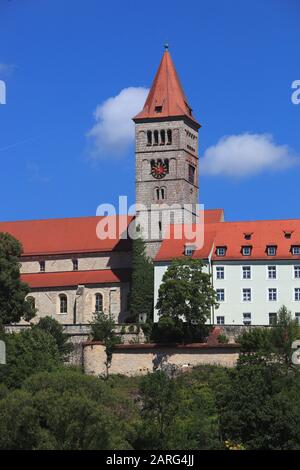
87,87 -> 149,159
201,133 -> 298,178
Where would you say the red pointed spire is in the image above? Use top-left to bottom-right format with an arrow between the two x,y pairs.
134,48 -> 200,128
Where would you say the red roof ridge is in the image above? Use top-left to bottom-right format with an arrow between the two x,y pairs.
0,214 -> 133,224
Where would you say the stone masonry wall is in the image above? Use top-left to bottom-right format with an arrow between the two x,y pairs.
83,343 -> 240,377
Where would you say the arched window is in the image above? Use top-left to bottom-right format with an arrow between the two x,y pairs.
147,131 -> 152,146
164,159 -> 169,173
160,130 -> 165,145
59,294 -> 68,314
154,130 -> 159,145
95,293 -> 103,313
27,296 -> 35,310
167,129 -> 172,145
155,187 -> 166,201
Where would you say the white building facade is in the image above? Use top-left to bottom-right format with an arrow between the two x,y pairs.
154,218 -> 300,326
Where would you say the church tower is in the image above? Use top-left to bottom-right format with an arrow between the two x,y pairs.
133,47 -> 201,258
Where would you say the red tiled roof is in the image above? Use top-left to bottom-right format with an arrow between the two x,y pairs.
155,218 -> 300,262
212,219 -> 300,261
204,209 -> 224,224
133,50 -> 200,127
21,268 -> 131,289
0,215 -> 133,256
155,224 -> 216,262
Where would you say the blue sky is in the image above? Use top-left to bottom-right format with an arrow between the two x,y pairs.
0,0 -> 299,223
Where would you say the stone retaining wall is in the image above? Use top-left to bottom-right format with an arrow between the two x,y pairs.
83,342 -> 240,377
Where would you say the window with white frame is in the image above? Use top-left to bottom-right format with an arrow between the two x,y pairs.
216,289 -> 225,302
295,288 -> 300,301
292,246 -> 300,255
242,246 -> 252,256
295,313 -> 300,326
216,246 -> 226,257
184,245 -> 196,256
294,266 -> 300,279
242,288 -> 251,302
216,316 -> 225,325
268,288 -> 277,301
243,312 -> 251,325
242,266 -> 251,279
216,266 -> 224,279
269,312 -> 277,325
268,266 -> 277,279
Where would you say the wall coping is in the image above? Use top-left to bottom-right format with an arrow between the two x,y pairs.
82,341 -> 240,350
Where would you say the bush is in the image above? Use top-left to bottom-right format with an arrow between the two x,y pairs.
151,316 -> 210,344
0,329 -> 62,388
34,316 -> 73,360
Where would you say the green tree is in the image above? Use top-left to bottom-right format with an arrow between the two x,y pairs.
135,371 -> 179,449
34,316 -> 73,360
270,305 -> 300,366
128,228 -> 154,322
0,233 -> 35,329
0,369 -> 134,450
238,305 -> 300,367
89,311 -> 122,378
156,258 -> 218,340
215,361 -> 300,449
0,329 -> 62,388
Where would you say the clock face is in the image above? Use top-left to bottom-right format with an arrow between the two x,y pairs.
151,161 -> 168,179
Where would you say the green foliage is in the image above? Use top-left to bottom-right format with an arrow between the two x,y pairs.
128,229 -> 154,322
134,371 -> 179,449
134,369 -> 221,450
217,333 -> 229,344
150,316 -> 210,344
156,258 -> 218,327
238,327 -> 273,353
271,305 -> 300,365
238,305 -> 300,366
0,369 -> 135,450
0,232 -> 35,328
0,329 -> 62,388
33,316 -> 73,360
151,316 -> 184,343
215,361 -> 300,449
89,311 -> 122,377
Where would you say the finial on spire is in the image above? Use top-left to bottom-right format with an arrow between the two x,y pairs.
164,43 -> 169,51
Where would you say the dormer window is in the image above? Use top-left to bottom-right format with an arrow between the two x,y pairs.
244,233 -> 253,240
216,246 -> 226,257
242,246 -> 252,256
184,244 -> 196,256
155,105 -> 162,113
284,231 -> 293,239
292,246 -> 300,255
267,245 -> 277,256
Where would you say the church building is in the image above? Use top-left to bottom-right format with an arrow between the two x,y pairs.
1,48 -> 300,327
